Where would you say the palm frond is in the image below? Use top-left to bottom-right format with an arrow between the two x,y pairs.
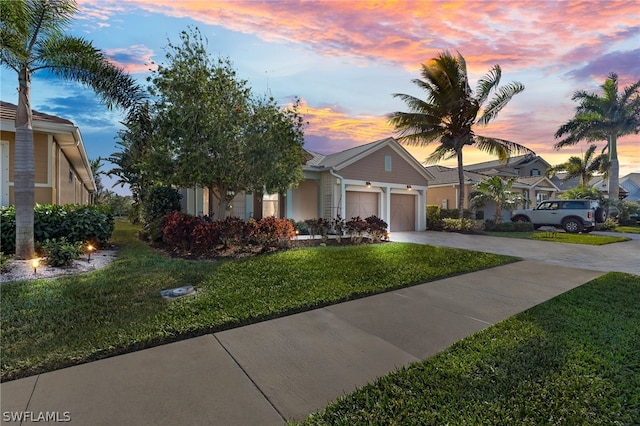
477,81 -> 525,126
474,135 -> 535,162
475,64 -> 501,105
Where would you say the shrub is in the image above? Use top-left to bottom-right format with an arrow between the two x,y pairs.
0,252 -> 12,273
0,204 -> 114,254
252,216 -> 296,249
595,217 -> 617,231
346,217 -> 369,244
426,205 -> 443,230
440,208 -> 473,219
365,215 -> 388,242
162,212 -> 200,252
41,237 -> 83,267
332,216 -> 345,242
141,185 -> 181,227
293,220 -> 309,235
219,216 -> 246,248
305,218 -> 330,240
441,218 -> 484,233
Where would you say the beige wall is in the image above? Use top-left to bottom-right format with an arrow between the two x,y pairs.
290,179 -> 319,221
339,146 -> 428,186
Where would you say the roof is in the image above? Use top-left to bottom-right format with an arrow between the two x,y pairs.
424,165 -> 488,185
0,101 -> 73,125
305,137 -> 434,181
1,100 -> 95,192
464,154 -> 550,171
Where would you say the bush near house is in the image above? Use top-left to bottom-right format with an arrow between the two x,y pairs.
427,206 -> 476,231
0,205 -> 114,254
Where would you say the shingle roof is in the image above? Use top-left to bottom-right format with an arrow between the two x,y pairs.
0,101 -> 73,125
424,165 -> 487,185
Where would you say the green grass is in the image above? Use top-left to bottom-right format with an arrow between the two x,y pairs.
614,226 -> 640,234
484,230 -> 629,245
0,220 -> 515,381
300,272 -> 640,425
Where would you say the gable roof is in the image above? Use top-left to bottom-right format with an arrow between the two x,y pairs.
305,137 -> 434,181
621,173 -> 640,201
424,165 -> 487,186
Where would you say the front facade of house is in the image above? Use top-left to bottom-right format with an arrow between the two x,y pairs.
181,137 -> 434,232
0,101 -> 95,207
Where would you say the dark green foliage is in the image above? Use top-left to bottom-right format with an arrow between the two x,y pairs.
365,215 -> 388,242
440,208 -> 473,219
140,185 -> 181,226
0,252 -> 12,273
426,205 -> 443,230
0,205 -> 114,254
41,238 -> 84,267
140,185 -> 181,244
484,220 -> 534,232
441,218 -> 485,233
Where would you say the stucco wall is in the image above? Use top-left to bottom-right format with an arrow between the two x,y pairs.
290,179 -> 319,220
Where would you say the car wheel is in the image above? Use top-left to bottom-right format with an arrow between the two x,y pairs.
563,218 -> 583,233
512,215 -> 529,223
595,207 -> 606,223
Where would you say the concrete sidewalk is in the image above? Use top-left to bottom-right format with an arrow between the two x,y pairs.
1,261 -> 603,425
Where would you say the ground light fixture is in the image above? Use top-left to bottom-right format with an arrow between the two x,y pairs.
32,258 -> 39,274
86,244 -> 94,262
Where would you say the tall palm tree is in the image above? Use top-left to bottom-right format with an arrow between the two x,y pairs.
555,73 -> 640,201
389,51 -> 534,219
469,176 -> 526,223
546,144 -> 609,186
0,0 -> 143,258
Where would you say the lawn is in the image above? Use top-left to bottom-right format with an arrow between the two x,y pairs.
614,225 -> 640,234
301,272 -> 640,425
484,230 -> 630,245
0,220 -> 515,381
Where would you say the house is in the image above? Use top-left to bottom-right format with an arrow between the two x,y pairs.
181,137 -> 434,232
619,173 -> 640,203
426,155 -> 560,221
0,101 -> 96,206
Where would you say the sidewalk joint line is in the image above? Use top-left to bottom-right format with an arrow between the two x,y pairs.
213,334 -> 287,423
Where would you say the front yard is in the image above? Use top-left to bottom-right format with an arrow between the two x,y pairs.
0,220 -> 515,381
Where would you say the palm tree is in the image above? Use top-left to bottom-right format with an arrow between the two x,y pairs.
389,51 -> 534,219
546,144 -> 609,186
0,0 -> 143,258
555,73 -> 640,201
469,176 -> 526,223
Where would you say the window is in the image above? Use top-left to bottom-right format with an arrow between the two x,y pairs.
514,168 -> 520,175
68,170 -> 73,183
530,169 -> 540,176
384,155 -> 392,172
536,193 -> 549,202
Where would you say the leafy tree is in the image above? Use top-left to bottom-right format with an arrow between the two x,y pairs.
89,157 -> 106,204
469,176 -> 526,223
555,73 -> 640,201
546,144 -> 609,186
99,190 -> 132,217
389,51 -> 534,220
108,101 -> 172,204
149,27 -> 306,218
0,0 -> 143,258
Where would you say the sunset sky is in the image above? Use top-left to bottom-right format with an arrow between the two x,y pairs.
1,0 -> 638,194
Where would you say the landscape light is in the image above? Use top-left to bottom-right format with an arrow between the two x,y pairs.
87,244 -> 94,262
32,258 -> 39,274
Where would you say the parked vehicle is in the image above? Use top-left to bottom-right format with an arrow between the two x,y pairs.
511,199 -> 606,233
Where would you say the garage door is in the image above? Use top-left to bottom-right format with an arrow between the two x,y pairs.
390,194 -> 415,231
346,191 -> 378,219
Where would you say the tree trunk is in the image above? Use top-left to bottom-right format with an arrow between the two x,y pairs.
608,134 -> 619,201
14,66 -> 35,259
456,149 -> 465,220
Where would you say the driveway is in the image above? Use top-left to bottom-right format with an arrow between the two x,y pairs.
391,231 -> 640,276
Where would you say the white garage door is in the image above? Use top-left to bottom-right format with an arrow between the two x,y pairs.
346,191 -> 378,219
390,194 -> 416,231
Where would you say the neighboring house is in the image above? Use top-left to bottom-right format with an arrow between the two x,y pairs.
181,137 -> 434,231
0,101 -> 96,207
464,154 -> 551,178
426,159 -> 560,222
551,172 -> 636,201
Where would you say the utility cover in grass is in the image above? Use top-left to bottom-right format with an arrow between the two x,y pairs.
160,285 -> 197,300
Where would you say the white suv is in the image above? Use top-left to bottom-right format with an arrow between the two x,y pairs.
511,199 -> 606,233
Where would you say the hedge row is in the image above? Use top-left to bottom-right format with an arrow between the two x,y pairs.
161,212 -> 295,255
0,205 -> 114,254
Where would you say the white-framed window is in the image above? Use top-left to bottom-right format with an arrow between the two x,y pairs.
531,169 -> 540,176
536,192 -> 549,201
384,155 -> 392,172
514,168 -> 520,175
